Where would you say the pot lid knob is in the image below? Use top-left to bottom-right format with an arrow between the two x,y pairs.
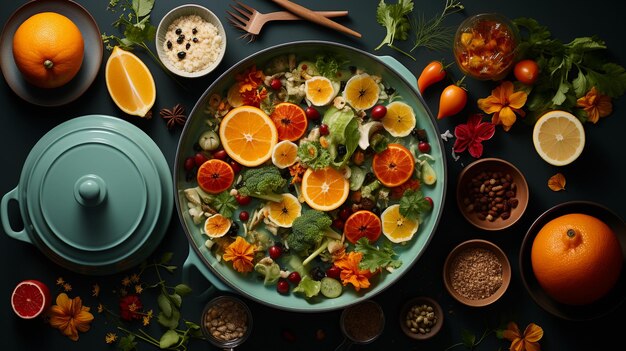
74,175 -> 106,207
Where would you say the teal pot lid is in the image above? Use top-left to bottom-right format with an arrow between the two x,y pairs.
15,115 -> 172,275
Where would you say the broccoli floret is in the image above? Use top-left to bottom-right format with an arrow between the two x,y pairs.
287,210 -> 342,265
297,141 -> 331,170
238,166 -> 287,202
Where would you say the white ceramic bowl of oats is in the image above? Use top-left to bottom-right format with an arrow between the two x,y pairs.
156,4 -> 226,78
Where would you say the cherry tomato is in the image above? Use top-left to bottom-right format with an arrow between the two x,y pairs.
418,141 -> 431,153
371,105 -> 387,120
287,271 -> 301,285
270,78 -> 282,90
425,196 -> 434,209
194,152 -> 208,166
437,84 -> 467,119
183,157 -> 195,172
319,124 -> 329,136
212,149 -> 227,160
417,61 -> 446,94
269,245 -> 282,260
514,59 -> 540,85
326,265 -> 341,279
229,160 -> 242,173
277,279 -> 290,294
239,211 -> 249,222
235,194 -> 252,206
305,106 -> 320,120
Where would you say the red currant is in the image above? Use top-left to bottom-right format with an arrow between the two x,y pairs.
270,78 -> 282,90
425,196 -> 434,209
235,194 -> 252,206
418,141 -> 431,153
239,211 -> 249,222
319,124 -> 329,136
287,271 -> 301,285
305,106 -> 320,120
371,105 -> 387,120
194,152 -> 208,166
326,265 -> 341,279
277,279 -> 290,294
184,157 -> 195,172
332,218 -> 344,231
229,161 -> 242,173
212,149 -> 227,160
268,245 -> 282,260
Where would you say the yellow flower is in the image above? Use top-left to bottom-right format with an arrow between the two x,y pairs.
134,284 -> 143,294
478,81 -> 527,131
222,236 -> 256,273
48,293 -> 94,341
502,322 -> 543,351
105,332 -> 118,344
130,273 -> 140,283
121,276 -> 131,287
576,86 -> 612,123
334,252 -> 373,291
56,277 -> 65,286
63,283 -> 72,292
92,284 -> 100,297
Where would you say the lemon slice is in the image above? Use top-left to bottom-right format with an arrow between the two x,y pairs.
305,76 -> 336,106
532,110 -> 585,166
343,73 -> 380,110
380,204 -> 418,243
271,140 -> 299,169
203,214 -> 231,238
266,193 -> 302,228
382,101 -> 416,137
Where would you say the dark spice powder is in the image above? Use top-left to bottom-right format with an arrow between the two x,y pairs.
342,301 -> 384,342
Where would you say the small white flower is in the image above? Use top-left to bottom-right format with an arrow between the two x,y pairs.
441,129 -> 454,142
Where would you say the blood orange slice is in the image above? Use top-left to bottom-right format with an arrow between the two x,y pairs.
301,167 -> 349,211
344,210 -> 382,244
11,280 -> 51,319
372,143 -> 415,187
270,102 -> 308,141
197,159 -> 235,194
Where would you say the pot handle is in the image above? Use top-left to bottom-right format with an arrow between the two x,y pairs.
377,55 -> 418,89
183,245 -> 232,300
1,187 -> 31,244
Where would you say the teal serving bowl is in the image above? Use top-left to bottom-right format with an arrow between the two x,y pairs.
175,41 -> 447,312
1,115 -> 173,275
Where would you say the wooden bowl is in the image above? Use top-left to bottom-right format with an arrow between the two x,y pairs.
456,158 -> 528,231
399,296 -> 443,340
443,239 -> 511,307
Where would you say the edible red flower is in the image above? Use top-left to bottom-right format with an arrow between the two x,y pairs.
453,114 -> 495,158
119,294 -> 143,321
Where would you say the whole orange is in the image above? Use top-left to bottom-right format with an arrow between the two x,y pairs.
531,213 -> 623,305
12,12 -> 84,89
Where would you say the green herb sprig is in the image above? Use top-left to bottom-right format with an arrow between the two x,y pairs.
410,0 -> 464,52
399,189 -> 432,220
374,0 -> 414,58
355,237 -> 402,272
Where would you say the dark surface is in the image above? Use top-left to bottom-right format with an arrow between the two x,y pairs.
1,0 -> 625,350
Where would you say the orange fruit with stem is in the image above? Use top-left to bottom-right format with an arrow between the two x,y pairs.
12,12 -> 84,89
372,143 -> 415,187
269,102 -> 308,141
531,213 -> 623,305
344,210 -> 382,244
196,159 -> 235,194
301,167 -> 349,211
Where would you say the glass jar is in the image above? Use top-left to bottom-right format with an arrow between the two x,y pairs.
453,13 -> 519,81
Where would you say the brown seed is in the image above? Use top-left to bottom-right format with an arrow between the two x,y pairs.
501,212 -> 510,219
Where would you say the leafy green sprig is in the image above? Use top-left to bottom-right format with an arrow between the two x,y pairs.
399,189 -> 432,221
410,0 -> 464,52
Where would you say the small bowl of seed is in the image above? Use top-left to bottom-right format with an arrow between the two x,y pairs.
456,158 -> 529,231
399,296 -> 443,340
443,239 -> 512,307
201,295 -> 252,349
156,4 -> 226,78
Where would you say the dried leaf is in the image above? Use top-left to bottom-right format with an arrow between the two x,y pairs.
548,173 -> 566,191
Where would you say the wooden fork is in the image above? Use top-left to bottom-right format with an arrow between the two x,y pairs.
227,1 -> 348,40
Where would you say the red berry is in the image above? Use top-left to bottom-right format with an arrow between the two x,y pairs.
305,106 -> 320,120
418,141 -> 431,153
287,271 -> 301,285
425,196 -> 433,209
326,265 -> 341,279
239,211 -> 249,222
319,124 -> 329,136
269,245 -> 282,260
270,78 -> 282,90
229,161 -> 242,173
332,218 -> 344,230
184,157 -> 195,171
194,152 -> 208,166
235,194 -> 252,206
212,149 -> 227,160
277,279 -> 290,294
339,207 -> 352,221
371,105 -> 387,120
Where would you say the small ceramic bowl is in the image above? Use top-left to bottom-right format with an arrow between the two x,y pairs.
456,158 -> 528,231
399,297 -> 443,340
443,239 -> 511,307
200,295 -> 253,349
156,4 -> 226,78
340,300 -> 385,344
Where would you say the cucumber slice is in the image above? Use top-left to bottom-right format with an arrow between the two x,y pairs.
320,277 -> 343,298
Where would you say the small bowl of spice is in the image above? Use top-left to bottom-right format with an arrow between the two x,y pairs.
339,300 -> 385,346
201,295 -> 252,349
156,4 -> 226,78
456,157 -> 529,231
399,296 -> 443,340
443,239 -> 511,307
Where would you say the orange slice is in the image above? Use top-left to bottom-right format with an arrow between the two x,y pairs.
301,167 -> 349,211
380,204 -> 419,243
266,193 -> 302,228
305,76 -> 336,106
105,46 -> 156,117
382,101 -> 416,137
344,210 -> 382,244
219,105 -> 278,167
269,102 -> 308,141
196,159 -> 235,194
372,143 -> 415,187
343,73 -> 380,110
271,140 -> 299,169
203,213 -> 231,238
532,110 -> 585,166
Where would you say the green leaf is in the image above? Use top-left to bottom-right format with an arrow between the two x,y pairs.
169,293 -> 182,308
132,0 -> 154,18
157,307 -> 181,329
159,329 -> 180,349
374,0 -> 414,50
174,284 -> 193,296
461,329 -> 476,348
572,70 -> 588,97
158,293 -> 173,318
399,189 -> 431,220
164,265 -> 177,273
355,238 -> 402,272
160,252 -> 174,264
211,191 -> 238,218
566,36 -> 606,52
118,334 -> 137,351
551,81 -> 570,106
587,62 -> 626,97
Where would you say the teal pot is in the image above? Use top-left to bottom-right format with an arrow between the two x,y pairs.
176,41 -> 447,312
1,115 -> 173,275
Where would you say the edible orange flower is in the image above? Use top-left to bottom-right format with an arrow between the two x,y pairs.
236,65 -> 265,93
576,86 -> 612,123
502,322 -> 543,351
241,86 -> 268,107
477,81 -> 527,131
223,236 -> 256,273
48,293 -> 94,341
334,252 -> 372,291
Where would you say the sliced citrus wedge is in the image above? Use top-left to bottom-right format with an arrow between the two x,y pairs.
203,213 -> 231,238
266,193 -> 302,228
11,280 -> 51,319
382,101 -> 416,137
272,140 -> 299,169
105,46 -> 156,117
343,73 -> 380,110
532,110 -> 585,166
196,159 -> 234,194
344,210 -> 382,244
270,102 -> 308,141
301,167 -> 349,211
305,76 -> 336,106
372,143 -> 415,187
380,204 -> 419,243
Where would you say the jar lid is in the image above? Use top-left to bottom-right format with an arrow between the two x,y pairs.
19,115 -> 172,274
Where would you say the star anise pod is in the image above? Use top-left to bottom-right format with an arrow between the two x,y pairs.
160,104 -> 187,129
